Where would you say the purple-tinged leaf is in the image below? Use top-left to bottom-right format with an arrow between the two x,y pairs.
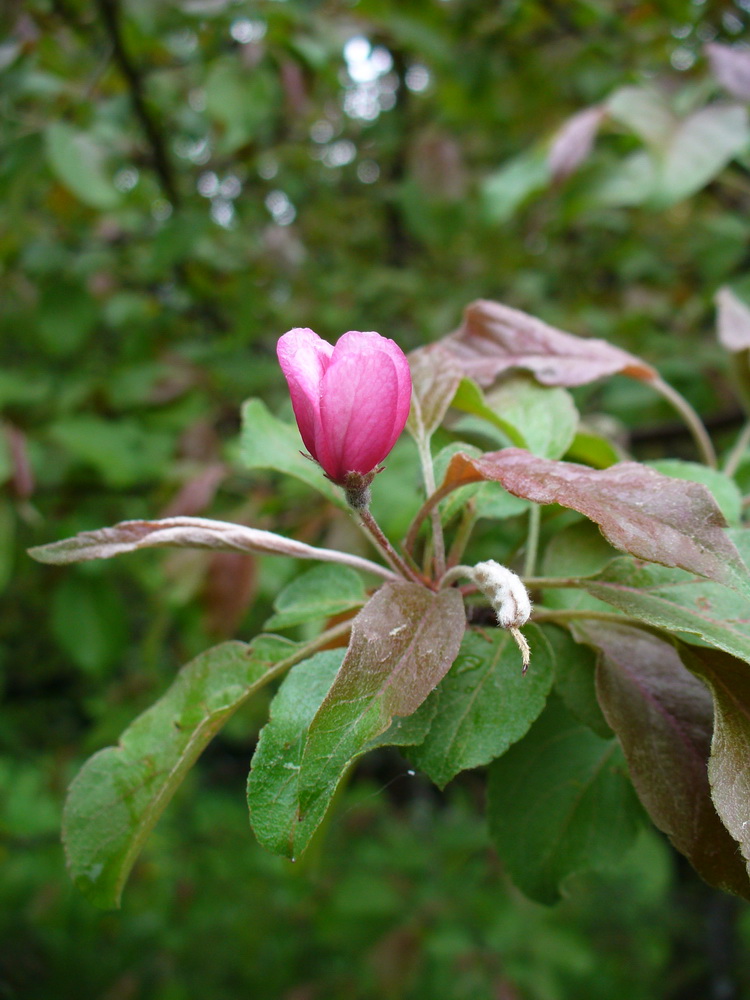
28,516 -> 397,581
706,42 -> 750,102
678,643 -> 750,881
548,105 -> 606,183
292,581 -> 465,856
441,299 -> 655,388
573,621 -> 750,899
716,286 -> 750,353
406,343 -> 463,441
440,449 -> 749,594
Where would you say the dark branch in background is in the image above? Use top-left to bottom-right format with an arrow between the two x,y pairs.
94,0 -> 180,206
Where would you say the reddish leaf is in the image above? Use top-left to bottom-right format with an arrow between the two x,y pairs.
28,516 -> 398,581
715,286 -> 750,353
573,621 -> 750,899
202,551 -> 257,637
441,449 -> 749,592
706,43 -> 750,102
406,343 -> 463,441
441,299 -> 655,388
4,423 -> 34,499
294,582 -> 466,853
678,643 -> 750,880
160,463 -> 227,518
548,105 -> 606,183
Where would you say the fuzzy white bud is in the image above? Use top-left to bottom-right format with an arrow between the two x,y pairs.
471,560 -> 533,672
471,561 -> 532,628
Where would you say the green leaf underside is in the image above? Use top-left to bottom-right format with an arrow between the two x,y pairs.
573,621 -> 750,899
677,643 -> 750,883
239,398 -> 345,508
265,564 -> 366,630
581,557 -> 750,665
487,695 -> 643,904
407,625 -> 554,788
63,634 -> 307,908
293,582 -> 466,857
248,650 -> 439,857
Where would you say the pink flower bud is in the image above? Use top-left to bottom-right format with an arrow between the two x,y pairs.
277,328 -> 412,485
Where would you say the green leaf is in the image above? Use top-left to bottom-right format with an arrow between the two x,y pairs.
487,695 -> 643,904
63,634 -> 307,908
573,622 -> 750,899
564,426 -> 621,469
248,649 -> 440,857
264,564 -> 366,630
205,59 -> 280,153
292,582 -> 466,857
677,643 -> 750,884
239,398 -> 346,508
51,575 -> 128,675
49,415 -> 174,489
450,378 -> 524,447
248,650 -> 345,857
543,623 -> 611,738
44,122 -> 120,210
484,375 -> 579,460
407,625 -> 554,788
481,148 -> 549,223
581,554 -> 750,665
37,279 -> 97,356
647,459 -> 742,527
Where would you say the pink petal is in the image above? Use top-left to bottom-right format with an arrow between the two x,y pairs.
276,328 -> 333,458
317,332 -> 411,481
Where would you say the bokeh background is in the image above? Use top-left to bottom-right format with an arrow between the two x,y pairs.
4,1 -> 750,996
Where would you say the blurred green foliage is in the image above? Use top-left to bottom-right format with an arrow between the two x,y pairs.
4,0 -> 750,994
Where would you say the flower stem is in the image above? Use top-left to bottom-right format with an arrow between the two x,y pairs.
523,504 -> 541,579
650,376 -> 717,469
446,501 -> 476,569
416,436 -> 446,579
357,507 -> 426,585
723,421 -> 750,478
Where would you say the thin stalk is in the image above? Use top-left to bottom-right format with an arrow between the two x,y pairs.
522,575 -> 580,590
723,421 -> 750,478
446,501 -> 476,569
439,564 -> 474,589
650,376 -> 717,469
417,436 -> 446,579
358,507 -> 426,586
404,480 -> 454,557
523,504 -> 541,579
531,608 -> 637,625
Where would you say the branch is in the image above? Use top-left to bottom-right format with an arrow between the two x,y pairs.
94,0 -> 180,206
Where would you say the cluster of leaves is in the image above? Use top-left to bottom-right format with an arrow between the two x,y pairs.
31,295 -> 750,909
